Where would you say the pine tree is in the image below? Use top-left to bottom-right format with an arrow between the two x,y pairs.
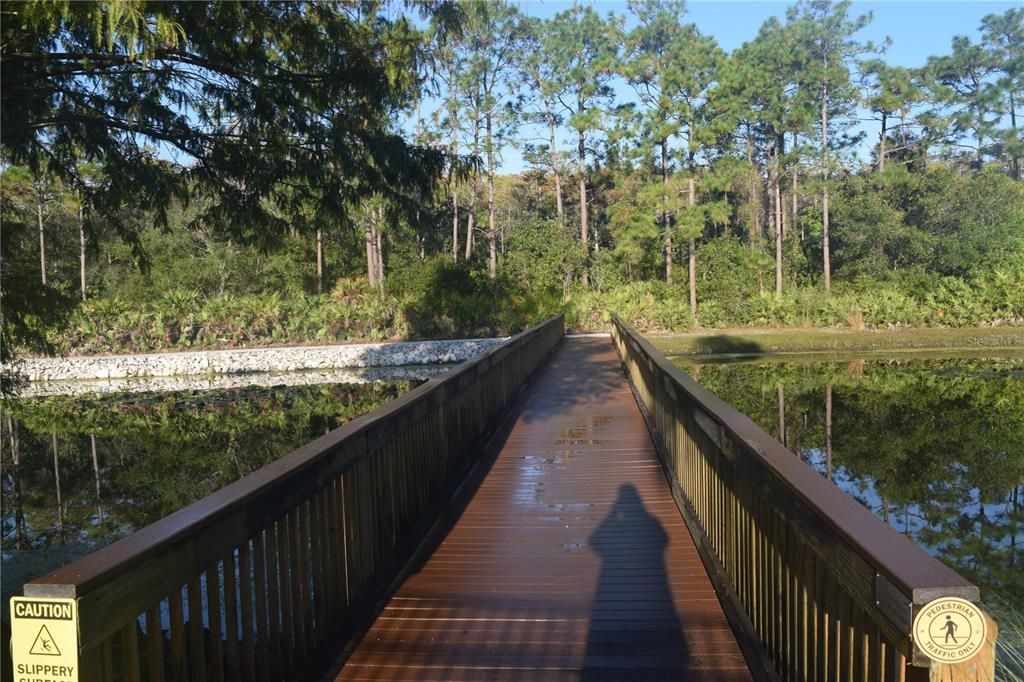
981,8 -> 1024,179
789,0 -> 875,292
545,5 -> 622,285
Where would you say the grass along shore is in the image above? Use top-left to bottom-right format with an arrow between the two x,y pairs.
650,326 -> 1024,357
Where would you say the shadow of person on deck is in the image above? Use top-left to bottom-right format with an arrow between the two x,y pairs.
582,484 -> 689,681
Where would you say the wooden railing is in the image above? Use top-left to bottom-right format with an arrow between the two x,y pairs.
23,316 -> 564,681
611,316 -> 997,682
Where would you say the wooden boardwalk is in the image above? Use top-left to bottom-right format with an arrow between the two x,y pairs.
327,337 -> 753,681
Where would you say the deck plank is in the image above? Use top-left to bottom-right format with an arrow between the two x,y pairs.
329,337 -> 753,681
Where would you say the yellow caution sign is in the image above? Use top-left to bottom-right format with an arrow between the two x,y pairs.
9,597 -> 79,682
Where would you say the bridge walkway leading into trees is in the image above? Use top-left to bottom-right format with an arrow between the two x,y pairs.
323,337 -> 753,681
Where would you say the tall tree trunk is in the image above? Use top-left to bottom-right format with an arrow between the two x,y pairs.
6,413 -> 18,467
792,131 -> 800,241
78,201 -> 87,301
1010,92 -> 1020,180
976,86 -> 986,166
7,415 -> 25,549
486,113 -> 497,280
37,187 -> 47,286
1011,485 -> 1020,568
687,175 -> 697,324
778,134 -> 787,237
578,125 -> 589,286
775,176 -> 784,296
825,383 -> 833,482
662,140 -> 672,284
821,78 -> 832,293
777,384 -> 786,446
52,433 -> 64,540
746,127 -> 759,243
449,126 -> 460,262
315,226 -> 323,294
879,110 -> 887,172
91,434 -> 103,523
547,105 -> 564,222
465,167 -> 477,261
577,130 -> 588,249
365,220 -> 376,288
823,186 -> 831,292
450,118 -> 460,261
375,206 -> 385,290
452,188 -> 459,262
771,148 -> 783,296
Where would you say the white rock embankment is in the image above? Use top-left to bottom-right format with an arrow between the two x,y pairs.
10,338 -> 509,383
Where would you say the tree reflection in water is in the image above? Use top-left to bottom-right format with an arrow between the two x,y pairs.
1,380 -> 415,590
678,354 -> 1024,610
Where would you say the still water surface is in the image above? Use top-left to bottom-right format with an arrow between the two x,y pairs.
670,351 -> 1024,612
3,354 -> 1021,649
0,371 -> 443,603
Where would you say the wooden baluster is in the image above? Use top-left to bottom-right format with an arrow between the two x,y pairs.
275,518 -> 295,675
239,541 -> 256,680
187,576 -> 206,682
294,503 -> 312,654
253,532 -> 271,682
308,493 -> 325,637
205,562 -> 224,682
852,604 -> 866,682
222,550 -> 240,682
120,621 -> 141,682
866,620 -> 881,682
264,523 -> 282,681
325,482 -> 340,623
146,605 -> 165,682
169,587 -> 186,682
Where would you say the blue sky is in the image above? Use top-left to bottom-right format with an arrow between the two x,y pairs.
436,0 -> 1018,173
515,0 -> 1014,64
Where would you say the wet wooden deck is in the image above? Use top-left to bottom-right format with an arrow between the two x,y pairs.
325,337 -> 753,681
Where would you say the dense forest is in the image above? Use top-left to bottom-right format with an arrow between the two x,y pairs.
2,0 -> 1022,364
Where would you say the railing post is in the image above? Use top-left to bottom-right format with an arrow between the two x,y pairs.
914,610 -> 998,682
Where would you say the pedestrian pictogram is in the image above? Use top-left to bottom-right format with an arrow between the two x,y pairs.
912,596 -> 988,664
29,624 -> 62,656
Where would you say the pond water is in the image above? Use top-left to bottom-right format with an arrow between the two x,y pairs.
0,369 -> 445,606
669,351 -> 1024,613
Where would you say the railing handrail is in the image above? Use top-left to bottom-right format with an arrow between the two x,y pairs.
25,317 -> 564,633
611,315 -> 977,605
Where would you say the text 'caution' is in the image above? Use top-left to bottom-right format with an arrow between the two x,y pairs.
10,597 -> 79,682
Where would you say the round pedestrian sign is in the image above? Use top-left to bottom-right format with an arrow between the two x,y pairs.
912,597 -> 987,664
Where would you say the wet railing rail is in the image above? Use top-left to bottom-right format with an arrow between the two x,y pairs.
22,316 -> 564,681
611,316 -> 997,682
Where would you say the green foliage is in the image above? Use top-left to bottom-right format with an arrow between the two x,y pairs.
565,281 -> 693,331
687,354 -> 1024,618
4,0 -> 1024,362
394,256 -> 552,338
1,381 -> 412,546
503,219 -> 586,298
2,1 -> 450,244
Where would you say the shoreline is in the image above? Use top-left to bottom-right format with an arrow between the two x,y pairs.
5,337 -> 508,384
648,326 -> 1024,356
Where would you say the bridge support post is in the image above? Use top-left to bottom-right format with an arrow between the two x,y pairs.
924,612 -> 997,682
